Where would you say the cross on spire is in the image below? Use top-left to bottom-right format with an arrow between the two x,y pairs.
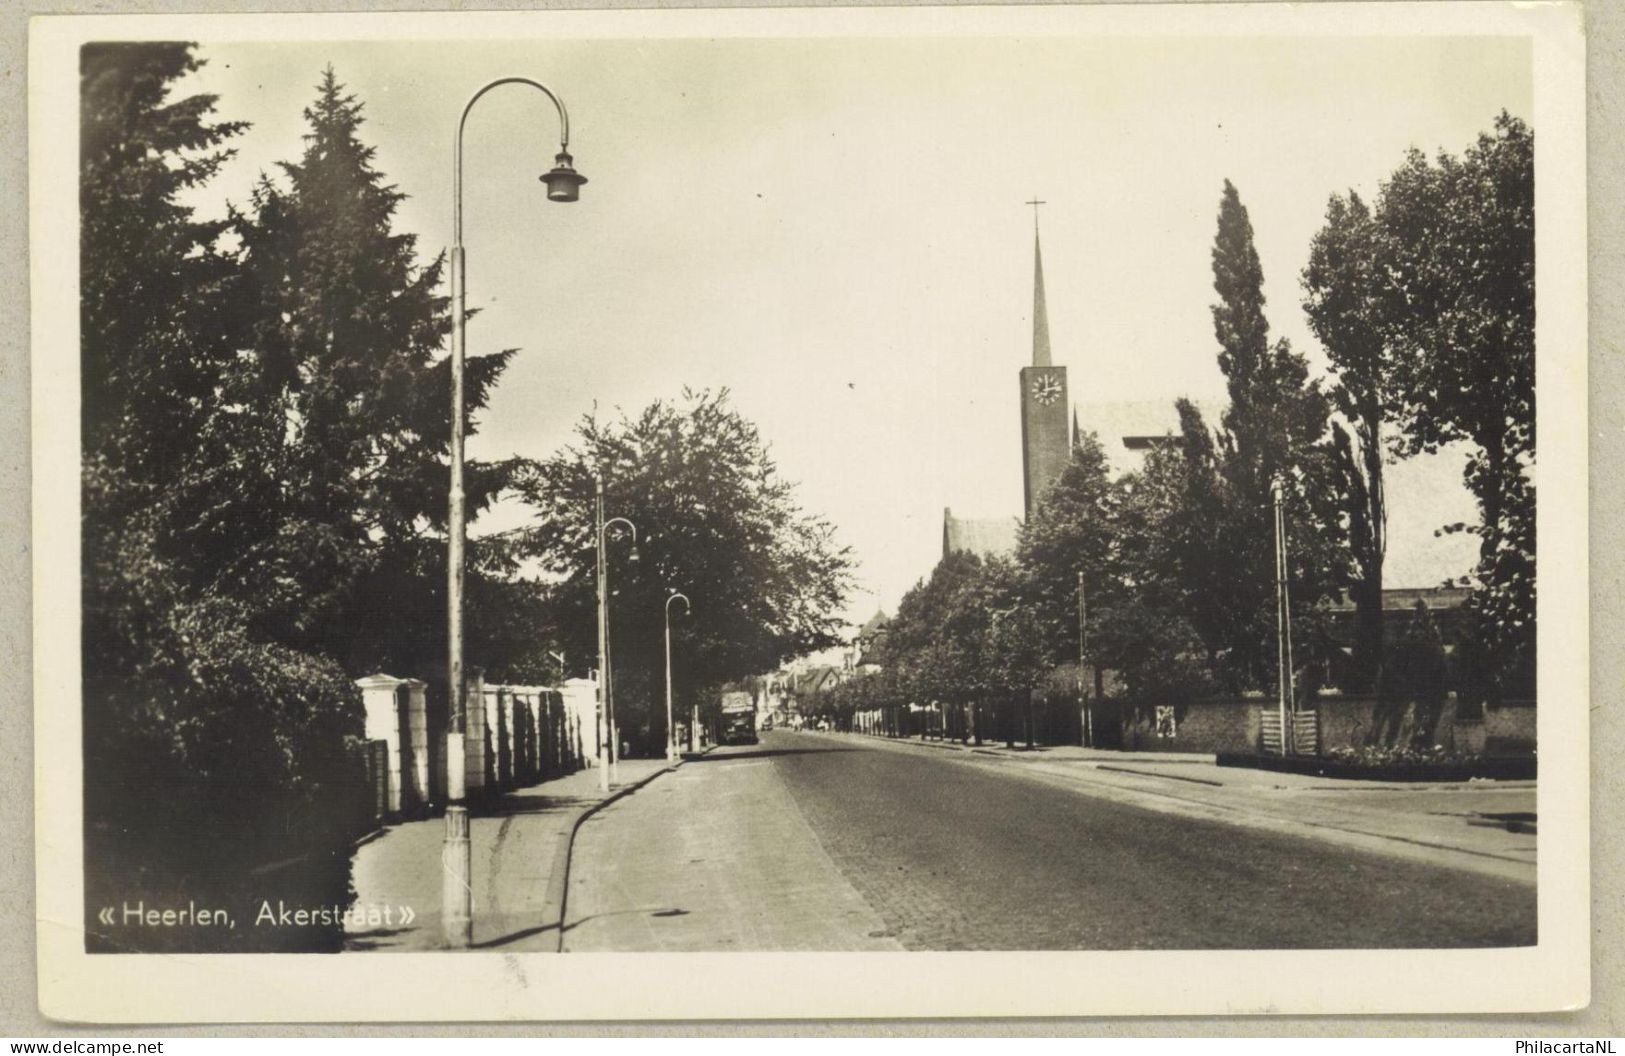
1026,197 -> 1046,230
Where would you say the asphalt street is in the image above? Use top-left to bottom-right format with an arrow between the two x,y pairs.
563,730 -> 1536,951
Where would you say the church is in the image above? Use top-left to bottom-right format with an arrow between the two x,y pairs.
942,215 -> 1188,560
940,209 -> 1475,603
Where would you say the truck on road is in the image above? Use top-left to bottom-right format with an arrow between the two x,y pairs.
719,689 -> 758,746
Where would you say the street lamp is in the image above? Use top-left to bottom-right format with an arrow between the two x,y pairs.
1272,477 -> 1296,756
443,76 -> 583,950
664,592 -> 691,762
1077,570 -> 1090,749
595,476 -> 637,791
447,77 -> 585,803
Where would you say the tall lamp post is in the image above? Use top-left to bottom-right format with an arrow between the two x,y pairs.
1077,570 -> 1090,749
444,76 -> 585,949
595,477 -> 637,791
664,592 -> 691,762
1272,477 -> 1296,755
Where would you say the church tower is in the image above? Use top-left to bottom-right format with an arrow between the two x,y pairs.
1019,214 -> 1070,520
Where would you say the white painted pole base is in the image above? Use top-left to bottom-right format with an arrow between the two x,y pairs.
442,805 -> 472,948
446,731 -> 466,803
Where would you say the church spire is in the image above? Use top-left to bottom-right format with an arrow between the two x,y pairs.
1029,202 -> 1052,368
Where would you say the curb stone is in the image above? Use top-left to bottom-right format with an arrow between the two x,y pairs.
548,748 -> 712,952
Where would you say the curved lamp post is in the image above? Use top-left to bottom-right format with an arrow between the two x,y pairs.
595,476 -> 637,791
664,592 -> 691,762
448,77 -> 585,804
443,78 -> 583,949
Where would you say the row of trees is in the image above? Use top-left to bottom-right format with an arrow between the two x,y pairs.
813,115 -> 1534,738
82,44 -> 851,947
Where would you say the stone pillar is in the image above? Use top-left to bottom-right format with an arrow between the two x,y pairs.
401,679 -> 428,810
562,678 -> 598,770
512,690 -> 529,783
489,686 -> 510,789
356,674 -> 406,817
464,668 -> 486,797
541,691 -> 557,775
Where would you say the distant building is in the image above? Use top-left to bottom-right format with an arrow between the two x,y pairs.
1073,399 -> 1225,478
941,509 -> 1021,561
854,609 -> 891,669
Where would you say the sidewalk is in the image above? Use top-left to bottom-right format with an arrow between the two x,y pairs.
563,745 -> 904,952
817,732 -> 1537,884
344,758 -> 671,952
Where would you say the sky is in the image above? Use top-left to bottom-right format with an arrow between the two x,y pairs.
173,28 -> 1530,631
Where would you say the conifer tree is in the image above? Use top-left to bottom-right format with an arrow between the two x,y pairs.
230,68 -> 515,670
1206,182 -> 1345,690
81,45 -> 362,952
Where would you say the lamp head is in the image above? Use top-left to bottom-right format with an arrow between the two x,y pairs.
542,150 -> 587,202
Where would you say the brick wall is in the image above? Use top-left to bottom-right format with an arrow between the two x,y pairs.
1125,695 -> 1536,757
1485,699 -> 1536,751
1120,700 -> 1257,753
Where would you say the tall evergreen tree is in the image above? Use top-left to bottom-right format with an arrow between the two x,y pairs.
1207,181 -> 1346,689
80,45 -> 362,952
81,42 -> 250,678
230,68 -> 515,672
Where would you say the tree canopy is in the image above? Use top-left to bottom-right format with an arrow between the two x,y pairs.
1374,113 -> 1535,689
514,388 -> 854,748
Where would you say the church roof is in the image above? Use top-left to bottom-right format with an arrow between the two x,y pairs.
942,508 -> 1020,559
1073,399 -> 1224,476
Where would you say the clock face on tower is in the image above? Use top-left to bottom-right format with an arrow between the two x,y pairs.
1031,374 -> 1062,405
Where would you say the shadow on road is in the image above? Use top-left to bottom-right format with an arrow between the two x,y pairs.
687,747 -> 858,763
471,921 -> 560,950
473,792 -> 596,819
343,926 -> 417,951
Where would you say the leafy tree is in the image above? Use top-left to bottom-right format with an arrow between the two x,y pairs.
976,556 -> 1049,747
883,551 -> 980,702
1303,190 -> 1391,692
1015,431 -> 1122,686
1111,400 -> 1232,696
1372,113 -> 1535,692
515,389 -> 854,752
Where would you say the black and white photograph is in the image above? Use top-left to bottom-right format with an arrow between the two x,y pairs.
30,2 -> 1588,1021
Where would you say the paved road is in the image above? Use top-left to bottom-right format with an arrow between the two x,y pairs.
564,731 -> 1535,951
